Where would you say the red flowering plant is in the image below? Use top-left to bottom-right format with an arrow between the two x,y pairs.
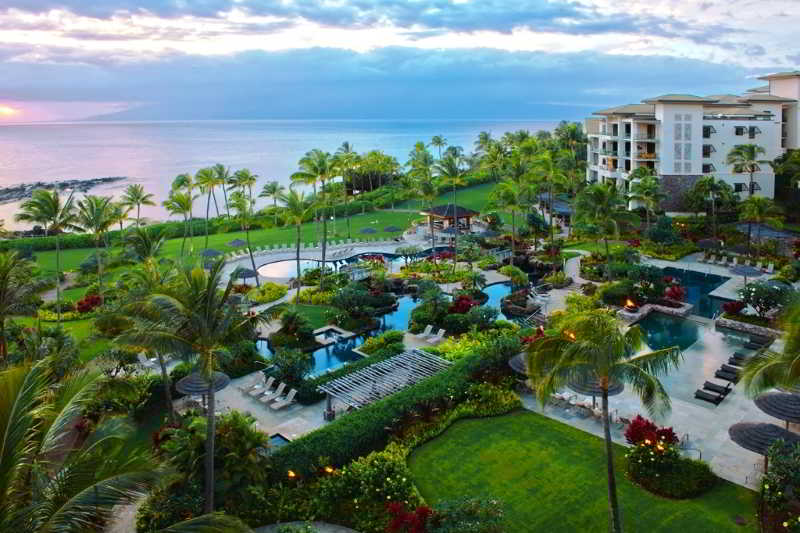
722,300 -> 746,314
426,251 -> 454,262
387,502 -> 433,533
664,285 -> 686,302
627,239 -> 641,247
624,414 -> 678,445
792,239 -> 800,259
76,293 -> 103,313
449,294 -> 478,314
232,283 -> 252,294
662,275 -> 674,284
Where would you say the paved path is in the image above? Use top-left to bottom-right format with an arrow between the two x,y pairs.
40,272 -> 77,302
255,522 -> 359,533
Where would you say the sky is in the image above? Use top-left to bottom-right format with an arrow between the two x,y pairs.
0,0 -> 797,123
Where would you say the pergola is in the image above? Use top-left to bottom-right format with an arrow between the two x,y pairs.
420,204 -> 479,232
318,349 -> 452,412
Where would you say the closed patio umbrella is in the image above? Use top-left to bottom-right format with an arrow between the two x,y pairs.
568,376 -> 624,408
201,248 -> 222,257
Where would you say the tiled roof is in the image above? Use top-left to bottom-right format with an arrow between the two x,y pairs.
758,71 -> 800,80
593,103 -> 655,115
642,94 -> 718,103
421,204 -> 479,217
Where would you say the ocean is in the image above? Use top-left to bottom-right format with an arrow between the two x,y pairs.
0,119 -> 557,228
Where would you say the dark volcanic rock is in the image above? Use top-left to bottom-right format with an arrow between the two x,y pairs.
0,176 -> 127,204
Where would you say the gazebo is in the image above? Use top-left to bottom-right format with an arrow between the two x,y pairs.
420,204 -> 479,233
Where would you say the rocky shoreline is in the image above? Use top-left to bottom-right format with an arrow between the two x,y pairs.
0,176 -> 127,204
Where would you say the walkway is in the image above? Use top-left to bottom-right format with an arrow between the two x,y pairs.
255,522 -> 359,533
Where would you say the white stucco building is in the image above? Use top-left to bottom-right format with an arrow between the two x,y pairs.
585,70 -> 800,209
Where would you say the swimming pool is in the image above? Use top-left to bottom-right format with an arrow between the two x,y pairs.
661,266 -> 730,318
381,295 -> 417,331
635,311 -> 699,351
484,282 -> 512,320
257,334 -> 367,377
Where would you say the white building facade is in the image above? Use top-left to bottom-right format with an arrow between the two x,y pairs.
585,71 -> 800,210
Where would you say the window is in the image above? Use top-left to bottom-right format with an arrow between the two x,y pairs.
674,143 -> 682,160
735,126 -> 746,136
684,123 -> 692,140
683,114 -> 692,121
749,126 -> 761,139
674,162 -> 682,173
684,162 -> 692,173
702,163 -> 716,173
734,183 -> 746,192
684,143 -> 692,159
703,125 -> 716,138
674,126 -> 682,140
674,113 -> 682,121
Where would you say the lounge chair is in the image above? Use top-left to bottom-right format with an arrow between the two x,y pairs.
731,256 -> 739,267
259,382 -> 286,403
728,356 -> 747,367
765,263 -> 774,274
270,388 -> 298,410
426,329 -> 446,345
703,381 -> 732,397
715,369 -> 739,383
721,364 -> 741,375
137,352 -> 158,369
417,325 -> 433,339
695,389 -> 724,405
248,376 -> 275,397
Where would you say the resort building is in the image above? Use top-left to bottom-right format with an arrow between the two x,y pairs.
585,70 -> 800,209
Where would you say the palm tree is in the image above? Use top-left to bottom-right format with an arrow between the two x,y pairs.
292,150 -> 335,289
195,167 -> 218,250
462,270 -> 487,293
163,190 -> 195,256
15,189 -> 78,323
118,260 -> 267,514
259,180 -> 286,227
0,251 -> 36,358
739,196 -> 782,253
528,310 -> 682,533
488,180 -> 524,257
727,144 -> 769,248
407,145 -> 435,225
574,183 -> 639,280
75,195 -> 115,299
740,302 -> 800,396
121,183 -> 155,227
474,131 -> 493,155
124,226 -> 165,261
230,191 -> 260,287
533,149 -> 569,247
171,173 -> 197,252
335,142 -> 359,239
419,176 -> 439,263
627,169 -> 665,230
433,154 -> 466,270
430,135 -> 448,159
693,175 -> 735,239
281,189 -> 314,301
212,163 -> 232,218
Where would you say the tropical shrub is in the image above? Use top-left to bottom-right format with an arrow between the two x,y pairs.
626,440 -> 716,499
291,287 -> 334,305
37,309 -> 83,321
449,294 -> 479,314
624,415 -> 678,445
251,281 -> 288,304
598,280 -> 637,307
664,284 -> 686,302
360,330 -> 405,355
740,280 -> 791,318
646,216 -> 681,245
428,498 -> 505,533
224,340 -> 265,378
277,525 -> 319,533
270,348 -> 314,385
542,271 -> 570,288
722,300 -> 746,314
76,293 -> 103,313
232,283 -> 252,294
760,441 -> 800,531
93,312 -> 133,337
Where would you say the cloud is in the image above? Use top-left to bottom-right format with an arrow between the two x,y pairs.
0,46 -> 760,121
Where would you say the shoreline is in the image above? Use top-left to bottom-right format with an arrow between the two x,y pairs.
0,176 -> 127,205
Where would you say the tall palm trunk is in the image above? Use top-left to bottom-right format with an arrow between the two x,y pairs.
511,211 -> 516,258
429,209 -> 436,265
204,189 -> 212,250
711,194 -> 717,239
180,215 -> 188,256
273,197 -> 279,227
346,185 -> 352,239
295,223 -> 302,302
136,204 -> 141,227
246,224 -> 260,288
96,236 -> 103,300
747,171 -> 754,254
222,185 -> 230,219
204,384 -> 216,513
452,184 -> 458,272
320,179 -> 328,290
156,352 -> 176,425
313,182 -> 319,242
188,201 -> 195,253
56,234 -> 62,323
602,390 -> 622,533
212,188 -> 220,217
604,237 -> 612,281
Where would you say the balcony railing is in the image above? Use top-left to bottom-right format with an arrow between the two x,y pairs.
635,153 -> 658,160
633,133 -> 657,141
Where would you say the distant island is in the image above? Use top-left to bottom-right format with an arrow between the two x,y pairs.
0,176 -> 127,204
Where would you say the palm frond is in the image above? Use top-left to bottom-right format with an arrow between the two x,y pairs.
613,362 -> 671,417
156,513 -> 253,533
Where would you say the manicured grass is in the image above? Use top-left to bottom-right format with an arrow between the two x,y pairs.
564,240 -> 627,255
397,183 -> 496,213
32,210 -> 413,273
12,315 -> 109,362
408,411 -> 756,532
271,303 -> 337,330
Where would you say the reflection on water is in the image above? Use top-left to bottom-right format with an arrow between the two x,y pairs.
381,295 -> 418,332
661,267 -> 729,319
256,335 -> 367,377
635,312 -> 699,351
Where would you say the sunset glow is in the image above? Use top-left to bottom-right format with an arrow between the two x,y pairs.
0,105 -> 19,117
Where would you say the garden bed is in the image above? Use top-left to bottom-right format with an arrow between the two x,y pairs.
716,316 -> 783,339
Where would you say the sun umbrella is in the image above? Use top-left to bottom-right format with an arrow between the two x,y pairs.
728,422 -> 800,468
232,267 -> 258,279
201,248 -> 222,257
175,371 -> 231,396
697,238 -> 723,250
508,353 -> 528,375
755,392 -> 800,430
228,239 -> 247,247
360,227 -> 377,234
568,376 -> 624,408
730,264 -> 764,285
384,226 -> 402,232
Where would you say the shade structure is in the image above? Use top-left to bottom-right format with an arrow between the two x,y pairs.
232,267 -> 258,279
228,239 -> 247,247
697,238 -> 723,250
730,265 -> 764,277
201,248 -> 223,257
360,227 -> 377,234
755,392 -> 800,429
508,353 -> 528,375
568,376 -> 624,408
176,371 -> 231,396
383,225 -> 402,232
728,422 -> 800,459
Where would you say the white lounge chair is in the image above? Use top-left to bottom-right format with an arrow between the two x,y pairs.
270,388 -> 298,410
731,256 -> 739,267
259,382 -> 286,403
426,329 -> 446,345
248,376 -> 275,397
755,261 -> 763,270
417,325 -> 433,339
765,262 -> 774,274
137,352 -> 158,369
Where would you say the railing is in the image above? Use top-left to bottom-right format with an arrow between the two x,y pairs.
636,153 -> 658,160
633,133 -> 657,141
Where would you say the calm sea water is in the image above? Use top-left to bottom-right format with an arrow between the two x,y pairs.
0,119 -> 556,228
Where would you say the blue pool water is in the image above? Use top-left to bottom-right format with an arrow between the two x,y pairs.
661,267 -> 729,318
634,312 -> 699,351
257,334 -> 367,377
381,295 -> 417,331
484,282 -> 512,320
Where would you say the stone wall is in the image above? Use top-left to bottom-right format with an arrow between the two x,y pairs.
660,174 -> 701,211
715,317 -> 783,339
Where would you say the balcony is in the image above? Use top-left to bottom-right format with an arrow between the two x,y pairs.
702,144 -> 716,158
635,153 -> 658,160
633,132 -> 657,141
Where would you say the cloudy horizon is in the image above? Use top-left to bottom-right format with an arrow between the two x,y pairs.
0,0 -> 797,123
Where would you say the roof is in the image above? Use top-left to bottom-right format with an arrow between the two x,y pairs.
642,94 -> 718,103
758,70 -> 800,80
740,94 -> 796,102
705,94 -> 746,104
421,204 -> 479,218
593,103 -> 655,116
745,85 -> 770,93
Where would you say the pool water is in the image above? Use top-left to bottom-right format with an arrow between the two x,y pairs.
381,295 -> 417,331
634,311 -> 699,351
257,334 -> 367,377
269,434 -> 291,448
661,267 -> 729,318
484,282 -> 512,320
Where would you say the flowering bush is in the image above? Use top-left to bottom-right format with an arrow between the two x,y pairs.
627,239 -> 641,247
664,285 -> 686,302
250,281 -> 288,304
387,502 -> 433,533
722,300 -> 746,314
37,309 -> 82,322
624,415 -> 678,445
625,438 -> 716,498
76,293 -> 103,313
760,441 -> 800,531
232,283 -> 252,294
449,294 -> 479,314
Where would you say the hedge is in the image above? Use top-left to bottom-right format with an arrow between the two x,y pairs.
268,344 -> 511,479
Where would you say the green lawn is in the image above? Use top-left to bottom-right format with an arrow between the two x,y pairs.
33,210 -> 414,273
564,240 -> 627,255
408,412 -> 756,532
13,315 -> 109,362
397,183 -> 496,213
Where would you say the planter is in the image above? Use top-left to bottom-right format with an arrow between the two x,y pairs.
715,316 -> 783,339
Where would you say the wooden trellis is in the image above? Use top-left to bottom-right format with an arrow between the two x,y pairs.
318,349 -> 452,409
